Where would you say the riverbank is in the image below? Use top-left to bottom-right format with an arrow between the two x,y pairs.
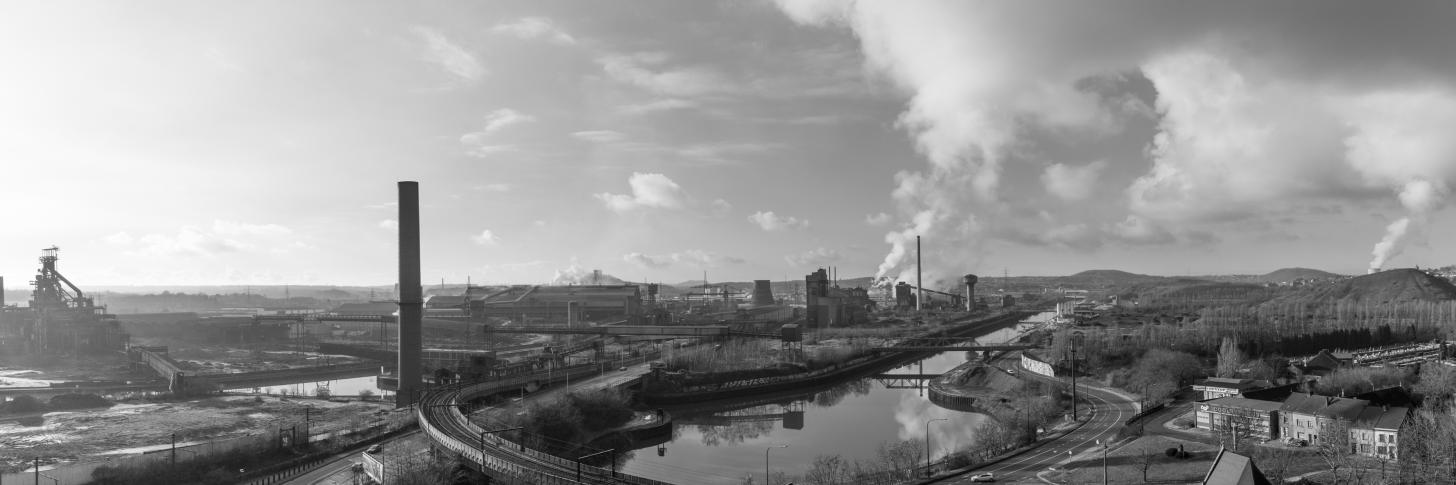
642,310 -> 1035,405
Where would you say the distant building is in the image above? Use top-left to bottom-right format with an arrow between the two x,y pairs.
1193,377 -> 1275,400
469,285 -> 641,324
1279,393 -> 1368,446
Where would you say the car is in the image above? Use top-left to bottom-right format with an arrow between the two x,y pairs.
366,444 -> 382,454
970,472 -> 996,482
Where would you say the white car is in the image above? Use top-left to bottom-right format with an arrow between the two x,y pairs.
969,472 -> 995,482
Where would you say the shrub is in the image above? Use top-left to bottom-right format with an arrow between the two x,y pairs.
1165,447 -> 1178,457
0,395 -> 43,414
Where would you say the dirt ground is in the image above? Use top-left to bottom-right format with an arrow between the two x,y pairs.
0,395 -> 392,473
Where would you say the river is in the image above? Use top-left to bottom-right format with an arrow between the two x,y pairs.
615,312 -> 1054,484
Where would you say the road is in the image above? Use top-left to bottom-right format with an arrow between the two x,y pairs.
937,365 -> 1139,484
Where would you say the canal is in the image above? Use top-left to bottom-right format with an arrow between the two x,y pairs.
616,312 -> 1054,484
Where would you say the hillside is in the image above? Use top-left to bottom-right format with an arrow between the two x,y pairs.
1265,268 -> 1456,305
1256,267 -> 1343,283
1056,269 -> 1170,288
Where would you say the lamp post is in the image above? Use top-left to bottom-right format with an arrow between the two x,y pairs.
1097,439 -> 1108,485
926,418 -> 948,475
765,444 -> 788,485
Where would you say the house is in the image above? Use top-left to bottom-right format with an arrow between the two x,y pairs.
1193,377 -> 1275,400
1201,448 -> 1273,485
1349,406 -> 1408,459
1196,397 -> 1283,441
1299,349 -> 1348,375
1279,393 -> 1368,446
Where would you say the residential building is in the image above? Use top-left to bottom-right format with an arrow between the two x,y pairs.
1279,393 -> 1367,446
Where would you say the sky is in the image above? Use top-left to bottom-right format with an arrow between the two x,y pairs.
2,0 -> 1455,289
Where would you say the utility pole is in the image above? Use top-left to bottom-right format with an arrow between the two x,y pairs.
171,433 -> 177,467
1098,439 -> 1108,485
926,418 -> 947,475
1070,342 -> 1078,420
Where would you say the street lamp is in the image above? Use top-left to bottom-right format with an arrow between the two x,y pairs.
926,418 -> 948,475
1096,439 -> 1108,485
766,444 -> 788,485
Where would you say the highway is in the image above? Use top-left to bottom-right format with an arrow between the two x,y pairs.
936,365 -> 1138,484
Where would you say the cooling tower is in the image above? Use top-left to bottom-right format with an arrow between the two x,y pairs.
751,280 -> 774,306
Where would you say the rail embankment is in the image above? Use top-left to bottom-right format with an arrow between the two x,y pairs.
642,310 -> 1034,405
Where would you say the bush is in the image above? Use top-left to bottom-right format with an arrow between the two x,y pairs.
49,393 -> 113,410
0,395 -> 43,414
1165,447 -> 1178,457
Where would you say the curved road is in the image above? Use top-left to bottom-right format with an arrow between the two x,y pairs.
939,368 -> 1138,484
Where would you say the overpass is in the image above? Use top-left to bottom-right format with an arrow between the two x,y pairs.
414,362 -> 674,484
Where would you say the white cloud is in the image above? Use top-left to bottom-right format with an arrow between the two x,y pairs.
623,250 -> 746,269
1041,161 -> 1107,201
459,109 -> 533,158
102,232 -> 134,245
379,219 -> 399,231
619,98 -> 697,115
623,252 -> 671,269
748,211 -> 810,231
785,247 -> 841,267
112,220 -> 298,257
572,130 -> 627,143
474,184 -> 512,192
410,26 -> 484,82
865,212 -> 891,226
710,199 -> 733,218
595,172 -> 687,213
599,53 -> 732,97
470,229 -> 500,245
491,17 -> 576,45
480,109 -> 534,134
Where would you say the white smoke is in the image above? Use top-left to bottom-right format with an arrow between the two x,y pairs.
772,1 -> 1456,275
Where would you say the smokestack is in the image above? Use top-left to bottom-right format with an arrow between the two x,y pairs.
396,181 -> 423,408
916,236 -> 923,312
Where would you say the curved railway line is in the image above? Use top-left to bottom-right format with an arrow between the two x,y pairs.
415,364 -> 673,484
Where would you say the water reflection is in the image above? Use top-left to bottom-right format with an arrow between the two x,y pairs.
619,321 -> 1038,483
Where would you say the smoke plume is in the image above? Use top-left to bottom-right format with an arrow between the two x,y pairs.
774,0 -> 1456,275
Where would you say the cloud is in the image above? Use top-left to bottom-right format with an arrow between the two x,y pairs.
748,211 -> 810,231
599,52 -> 732,97
619,98 -> 698,115
491,17 -> 576,45
572,130 -> 627,143
771,0 -> 1456,280
379,219 -> 399,231
623,252 -> 671,269
785,247 -> 841,267
470,229 -> 500,245
596,172 -> 687,212
622,249 -> 745,269
111,220 -> 299,257
865,212 -> 891,226
102,232 -> 135,245
460,109 -> 533,158
410,26 -> 484,82
474,184 -> 512,192
1041,161 -> 1107,201
710,199 -> 733,217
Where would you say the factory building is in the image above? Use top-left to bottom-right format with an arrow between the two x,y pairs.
0,248 -> 127,354
468,285 -> 642,325
804,269 -> 873,327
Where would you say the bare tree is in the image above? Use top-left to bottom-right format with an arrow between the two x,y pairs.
1216,337 -> 1244,378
